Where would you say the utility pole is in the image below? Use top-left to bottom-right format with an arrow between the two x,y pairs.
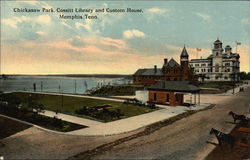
232,74 -> 235,94
74,80 -> 77,94
33,83 -> 36,92
41,81 -> 43,92
56,85 -> 60,114
61,88 -> 63,112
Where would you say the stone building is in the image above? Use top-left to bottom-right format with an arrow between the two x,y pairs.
133,47 -> 196,86
190,39 -> 240,81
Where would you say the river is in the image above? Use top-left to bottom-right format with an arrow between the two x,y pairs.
0,75 -> 131,94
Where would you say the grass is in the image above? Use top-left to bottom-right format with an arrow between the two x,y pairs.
198,81 -> 235,90
9,92 -> 158,122
90,85 -> 144,96
0,106 -> 86,132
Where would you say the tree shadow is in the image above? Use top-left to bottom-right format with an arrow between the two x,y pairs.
206,141 -> 219,146
224,121 -> 235,124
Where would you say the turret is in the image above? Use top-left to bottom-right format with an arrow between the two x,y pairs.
180,46 -> 189,68
212,39 -> 224,56
225,45 -> 232,54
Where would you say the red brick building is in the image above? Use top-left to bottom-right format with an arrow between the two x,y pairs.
147,81 -> 200,106
133,47 -> 197,86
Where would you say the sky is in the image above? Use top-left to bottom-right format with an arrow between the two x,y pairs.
1,0 -> 250,74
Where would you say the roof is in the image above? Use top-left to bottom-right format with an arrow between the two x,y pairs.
167,58 -> 180,67
148,81 -> 200,93
181,46 -> 189,58
214,39 -> 222,44
190,59 -> 211,63
133,68 -> 163,76
222,53 -> 240,58
225,45 -> 232,49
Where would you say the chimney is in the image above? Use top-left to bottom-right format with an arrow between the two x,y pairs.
164,58 -> 168,65
154,65 -> 157,73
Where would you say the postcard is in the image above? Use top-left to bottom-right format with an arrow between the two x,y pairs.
0,1 -> 250,160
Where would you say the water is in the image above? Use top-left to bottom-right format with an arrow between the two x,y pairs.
0,75 -> 131,94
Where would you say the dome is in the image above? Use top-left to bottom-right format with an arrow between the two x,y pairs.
225,45 -> 232,49
214,39 -> 222,44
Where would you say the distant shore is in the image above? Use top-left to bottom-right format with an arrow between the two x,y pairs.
1,74 -> 133,79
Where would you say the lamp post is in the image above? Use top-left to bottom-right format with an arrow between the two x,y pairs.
232,74 -> 235,94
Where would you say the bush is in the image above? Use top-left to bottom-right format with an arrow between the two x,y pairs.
74,105 -> 125,122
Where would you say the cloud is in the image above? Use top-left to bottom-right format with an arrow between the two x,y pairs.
36,31 -> 46,36
16,0 -> 39,6
194,12 -> 211,22
40,1 -> 53,9
16,0 -> 52,9
36,15 -> 51,25
145,7 -> 170,21
146,7 -> 168,14
123,29 -> 146,39
100,37 -> 127,49
61,21 -> 73,29
2,16 -> 29,29
2,15 -> 51,29
241,18 -> 250,25
75,19 -> 93,31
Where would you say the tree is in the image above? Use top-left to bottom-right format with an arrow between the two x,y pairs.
0,94 -> 21,108
27,94 -> 45,114
239,72 -> 250,80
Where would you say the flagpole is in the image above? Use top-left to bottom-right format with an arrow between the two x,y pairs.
235,41 -> 238,53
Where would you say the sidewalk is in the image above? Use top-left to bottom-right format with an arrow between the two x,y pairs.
40,110 -> 103,127
18,91 -> 124,103
68,103 -> 210,136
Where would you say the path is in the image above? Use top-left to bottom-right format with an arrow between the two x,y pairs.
40,110 -> 103,127
68,103 -> 210,136
18,91 -> 124,102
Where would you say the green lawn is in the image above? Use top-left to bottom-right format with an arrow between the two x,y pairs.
198,81 -> 235,90
9,92 -> 158,122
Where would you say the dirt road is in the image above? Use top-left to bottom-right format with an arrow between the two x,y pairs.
90,88 -> 250,160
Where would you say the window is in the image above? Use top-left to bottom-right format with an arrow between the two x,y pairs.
175,94 -> 178,102
195,64 -> 199,67
166,94 -> 170,102
201,64 -> 206,66
215,64 -> 219,72
153,93 -> 157,101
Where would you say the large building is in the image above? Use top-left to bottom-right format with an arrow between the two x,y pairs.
190,39 -> 240,81
133,47 -> 197,86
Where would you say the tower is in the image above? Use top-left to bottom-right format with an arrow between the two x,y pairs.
180,46 -> 190,81
180,46 -> 189,68
225,45 -> 232,54
212,39 -> 223,56
212,39 -> 223,73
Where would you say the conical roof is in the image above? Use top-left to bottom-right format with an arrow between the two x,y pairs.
181,46 -> 189,58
